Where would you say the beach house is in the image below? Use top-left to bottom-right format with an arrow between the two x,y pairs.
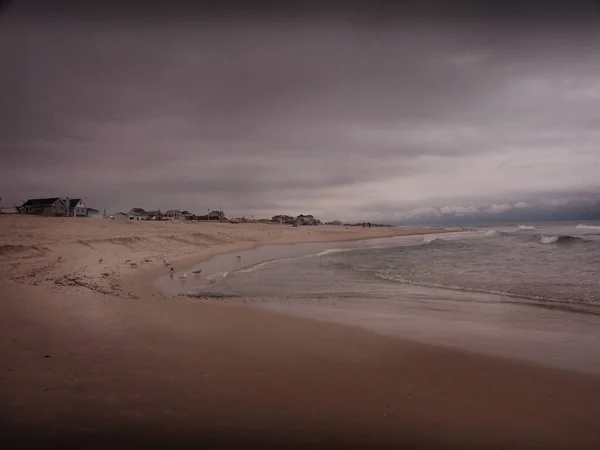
21,198 -> 68,217
68,198 -> 88,217
126,208 -> 163,220
127,208 -> 148,220
209,210 -> 226,221
181,210 -> 194,220
146,210 -> 163,220
164,209 -> 181,220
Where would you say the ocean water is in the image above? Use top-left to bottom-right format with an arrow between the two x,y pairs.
157,222 -> 600,373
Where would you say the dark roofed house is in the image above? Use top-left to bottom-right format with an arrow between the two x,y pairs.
127,208 -> 147,220
146,210 -> 163,220
181,210 -> 194,220
68,198 -> 88,217
21,198 -> 68,217
209,210 -> 226,221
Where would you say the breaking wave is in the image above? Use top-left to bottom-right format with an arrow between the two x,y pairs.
540,235 -> 586,245
576,224 -> 600,230
517,225 -> 536,231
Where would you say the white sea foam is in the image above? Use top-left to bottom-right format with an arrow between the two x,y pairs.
316,248 -> 349,256
576,224 -> 600,230
540,235 -> 584,245
517,225 -> 536,230
484,230 -> 500,237
237,261 -> 273,274
205,271 -> 229,280
540,235 -> 560,244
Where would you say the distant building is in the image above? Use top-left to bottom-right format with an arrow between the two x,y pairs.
86,208 -> 101,219
272,214 -> 295,224
21,198 -> 68,217
164,209 -> 181,220
209,210 -> 225,221
68,198 -> 88,217
111,212 -> 128,220
127,208 -> 148,220
145,210 -> 163,220
296,214 -> 320,226
0,205 -> 21,214
181,210 -> 194,220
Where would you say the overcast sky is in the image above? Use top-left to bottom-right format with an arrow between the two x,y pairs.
2,1 -> 600,222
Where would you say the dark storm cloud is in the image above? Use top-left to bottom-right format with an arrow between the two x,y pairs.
2,0 -> 600,221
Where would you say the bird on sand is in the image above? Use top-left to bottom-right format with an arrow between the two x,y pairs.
98,257 -> 103,263
192,269 -> 202,275
179,272 -> 187,279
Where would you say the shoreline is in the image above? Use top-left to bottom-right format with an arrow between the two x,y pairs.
2,216 -> 600,448
153,231 -> 457,295
155,229 -> 600,376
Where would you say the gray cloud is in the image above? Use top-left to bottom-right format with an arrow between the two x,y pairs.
2,1 -> 600,221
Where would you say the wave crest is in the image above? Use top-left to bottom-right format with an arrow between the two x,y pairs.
576,224 -> 600,230
484,230 -> 507,237
540,235 -> 585,245
517,225 -> 536,231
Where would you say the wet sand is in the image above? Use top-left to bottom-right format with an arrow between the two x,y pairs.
2,216 -> 600,449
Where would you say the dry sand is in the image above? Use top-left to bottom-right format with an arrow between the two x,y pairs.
1,215 -> 600,449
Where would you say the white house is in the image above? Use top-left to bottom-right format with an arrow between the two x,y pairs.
127,208 -> 148,220
164,209 -> 181,220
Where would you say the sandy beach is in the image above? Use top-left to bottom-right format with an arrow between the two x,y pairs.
2,215 -> 600,449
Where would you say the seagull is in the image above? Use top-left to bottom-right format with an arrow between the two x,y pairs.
236,255 -> 241,259
179,272 -> 187,279
98,258 -> 103,263
192,269 -> 202,275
